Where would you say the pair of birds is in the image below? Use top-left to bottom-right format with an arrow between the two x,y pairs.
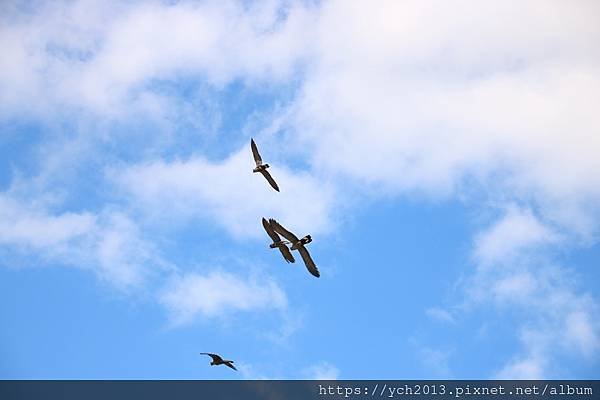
262,217 -> 319,278
201,138 -> 320,372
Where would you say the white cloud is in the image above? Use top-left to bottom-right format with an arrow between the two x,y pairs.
239,360 -> 340,380
491,273 -> 537,302
564,310 -> 599,356
283,0 -> 600,238
495,356 -> 545,380
0,0 -> 315,118
0,193 -> 161,289
114,144 -> 337,239
473,207 -> 559,267
420,347 -> 454,378
0,194 -> 95,248
425,307 -> 455,324
494,327 -> 552,379
301,361 -> 340,380
92,211 -> 165,288
469,208 -> 600,378
159,270 -> 287,325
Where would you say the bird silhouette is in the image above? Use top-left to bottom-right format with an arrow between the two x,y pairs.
269,219 -> 320,278
251,138 -> 280,192
262,218 -> 295,263
200,353 -> 237,371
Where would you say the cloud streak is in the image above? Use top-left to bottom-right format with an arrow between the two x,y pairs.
468,208 -> 600,378
0,193 -> 162,289
159,270 -> 287,326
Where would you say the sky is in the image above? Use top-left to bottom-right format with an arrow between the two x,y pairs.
0,0 -> 599,379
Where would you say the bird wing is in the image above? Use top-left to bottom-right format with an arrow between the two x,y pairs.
200,353 -> 223,363
278,244 -> 295,263
298,246 -> 320,278
224,361 -> 237,371
250,138 -> 262,166
260,169 -> 280,192
269,219 -> 299,242
262,218 -> 281,243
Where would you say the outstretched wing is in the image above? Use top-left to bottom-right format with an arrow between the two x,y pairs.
260,169 -> 280,192
262,218 -> 281,243
200,353 -> 223,363
298,246 -> 320,278
278,244 -> 295,263
270,219 -> 299,242
223,361 -> 237,371
250,138 -> 262,166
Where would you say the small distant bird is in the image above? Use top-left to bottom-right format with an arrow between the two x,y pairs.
251,138 -> 280,192
262,217 -> 295,263
200,353 -> 237,371
269,219 -> 320,278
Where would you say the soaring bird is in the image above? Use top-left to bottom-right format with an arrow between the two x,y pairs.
251,138 -> 280,192
269,219 -> 320,278
200,353 -> 237,371
262,218 -> 295,263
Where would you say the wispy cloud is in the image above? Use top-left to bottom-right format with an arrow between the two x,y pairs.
238,360 -> 340,380
425,307 -> 455,324
158,270 -> 287,326
468,208 -> 600,378
0,194 -> 95,248
0,193 -> 162,289
419,347 -> 454,379
473,206 -> 560,268
495,355 -> 545,380
301,361 -> 340,380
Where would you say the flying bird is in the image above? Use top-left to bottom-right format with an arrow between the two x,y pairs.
251,138 -> 280,192
200,353 -> 237,371
262,218 -> 295,263
269,218 -> 320,278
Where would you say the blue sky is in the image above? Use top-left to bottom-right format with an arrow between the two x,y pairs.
1,0 -> 599,379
